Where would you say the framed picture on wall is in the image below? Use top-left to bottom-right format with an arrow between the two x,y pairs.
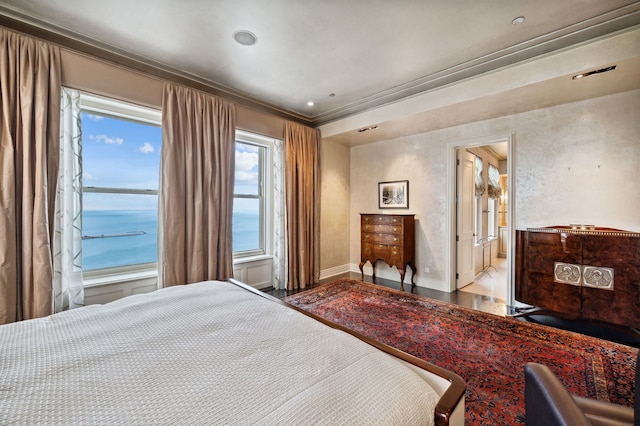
378,180 -> 409,209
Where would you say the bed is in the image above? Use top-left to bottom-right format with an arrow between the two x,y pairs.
0,279 -> 465,425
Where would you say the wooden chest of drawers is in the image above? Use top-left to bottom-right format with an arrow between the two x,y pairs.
359,214 -> 416,287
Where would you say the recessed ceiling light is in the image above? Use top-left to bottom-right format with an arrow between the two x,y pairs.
233,30 -> 258,46
357,125 -> 378,133
512,16 -> 525,25
572,65 -> 617,80
307,101 -> 315,107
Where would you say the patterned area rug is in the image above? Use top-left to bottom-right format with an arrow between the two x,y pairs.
284,279 -> 638,425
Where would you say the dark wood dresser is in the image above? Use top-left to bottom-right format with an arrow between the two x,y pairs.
359,214 -> 416,288
515,226 -> 640,328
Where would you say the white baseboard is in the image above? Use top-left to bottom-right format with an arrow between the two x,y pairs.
349,263 -> 451,292
319,264 -> 351,280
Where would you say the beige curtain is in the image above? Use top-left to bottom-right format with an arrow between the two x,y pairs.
284,121 -> 321,290
160,83 -> 236,287
0,28 -> 61,324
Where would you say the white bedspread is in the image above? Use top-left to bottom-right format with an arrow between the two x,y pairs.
0,281 -> 439,425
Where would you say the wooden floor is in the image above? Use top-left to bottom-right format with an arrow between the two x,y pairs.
263,271 -> 640,348
264,271 -> 507,316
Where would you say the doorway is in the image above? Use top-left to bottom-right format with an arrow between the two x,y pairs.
447,134 -> 514,306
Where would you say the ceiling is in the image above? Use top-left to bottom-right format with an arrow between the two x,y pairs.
1,2 -> 640,120
1,1 -> 639,144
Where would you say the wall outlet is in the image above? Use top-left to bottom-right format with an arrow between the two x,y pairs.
424,267 -> 430,273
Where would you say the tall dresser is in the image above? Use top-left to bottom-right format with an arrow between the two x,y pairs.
359,214 -> 416,288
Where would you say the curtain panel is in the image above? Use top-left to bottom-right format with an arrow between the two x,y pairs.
160,83 -> 236,287
474,155 -> 485,197
53,88 -> 85,312
0,28 -> 62,324
487,163 -> 502,199
284,121 -> 321,291
272,139 -> 288,290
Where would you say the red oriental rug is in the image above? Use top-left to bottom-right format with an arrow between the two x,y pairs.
283,279 -> 638,425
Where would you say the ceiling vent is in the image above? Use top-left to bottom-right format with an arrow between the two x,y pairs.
572,65 -> 616,80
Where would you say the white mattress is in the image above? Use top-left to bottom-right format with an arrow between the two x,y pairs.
0,281 -> 440,425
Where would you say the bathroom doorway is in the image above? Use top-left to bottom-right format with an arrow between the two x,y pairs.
447,134 -> 514,307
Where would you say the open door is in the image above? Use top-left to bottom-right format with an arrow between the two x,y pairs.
456,149 -> 475,288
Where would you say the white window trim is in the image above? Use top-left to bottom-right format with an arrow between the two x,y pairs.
233,130 -> 276,261
79,92 -> 161,286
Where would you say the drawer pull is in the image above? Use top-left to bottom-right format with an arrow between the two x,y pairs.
394,238 -> 398,241
378,244 -> 384,248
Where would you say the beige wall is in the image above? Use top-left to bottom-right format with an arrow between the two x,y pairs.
319,140 -> 351,276
61,49 -> 286,140
328,89 -> 640,290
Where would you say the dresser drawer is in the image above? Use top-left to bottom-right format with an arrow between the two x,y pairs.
362,232 -> 402,245
361,242 -> 372,259
371,243 -> 389,259
361,215 -> 404,225
389,246 -> 403,263
376,233 -> 402,245
362,224 -> 403,235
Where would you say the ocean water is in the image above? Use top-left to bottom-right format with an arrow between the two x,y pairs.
82,210 -> 259,270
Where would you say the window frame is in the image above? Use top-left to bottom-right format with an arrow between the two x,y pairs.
233,130 -> 275,260
78,93 -> 162,281
487,197 -> 497,239
475,195 -> 483,245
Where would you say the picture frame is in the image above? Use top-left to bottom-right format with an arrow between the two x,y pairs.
378,180 -> 409,209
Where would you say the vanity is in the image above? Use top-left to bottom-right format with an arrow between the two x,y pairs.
515,226 -> 640,328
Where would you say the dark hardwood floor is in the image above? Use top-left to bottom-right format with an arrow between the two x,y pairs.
265,271 -> 507,313
263,272 -> 640,348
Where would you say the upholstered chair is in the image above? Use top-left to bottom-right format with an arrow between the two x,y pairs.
524,351 -> 638,426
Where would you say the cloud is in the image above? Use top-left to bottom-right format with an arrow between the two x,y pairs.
239,143 -> 259,153
138,142 -> 154,154
83,172 -> 96,181
235,151 -> 259,183
236,170 -> 258,182
236,151 -> 258,171
90,134 -> 124,145
85,114 -> 104,121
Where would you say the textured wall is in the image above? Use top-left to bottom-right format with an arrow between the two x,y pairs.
342,89 -> 640,290
319,140 -> 351,273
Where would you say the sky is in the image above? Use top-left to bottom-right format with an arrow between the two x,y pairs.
81,112 -> 260,212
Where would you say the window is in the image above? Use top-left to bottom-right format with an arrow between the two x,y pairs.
79,94 -> 161,276
486,163 -> 502,238
487,198 -> 497,238
233,131 -> 275,258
